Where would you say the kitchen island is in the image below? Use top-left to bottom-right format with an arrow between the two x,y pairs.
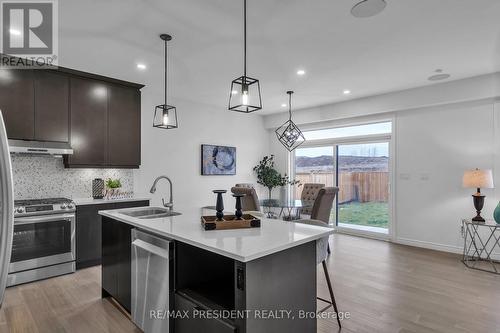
99,207 -> 334,333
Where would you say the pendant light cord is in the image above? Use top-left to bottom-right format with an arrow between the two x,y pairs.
243,0 -> 247,78
164,40 -> 168,107
288,92 -> 293,120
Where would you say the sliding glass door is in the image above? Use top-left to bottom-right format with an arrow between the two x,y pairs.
294,146 -> 336,223
337,142 -> 389,233
292,121 -> 392,236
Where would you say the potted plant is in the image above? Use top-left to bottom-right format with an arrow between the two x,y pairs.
105,178 -> 122,199
253,155 -> 299,205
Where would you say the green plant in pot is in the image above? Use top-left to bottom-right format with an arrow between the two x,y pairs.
105,178 -> 122,198
253,155 -> 299,206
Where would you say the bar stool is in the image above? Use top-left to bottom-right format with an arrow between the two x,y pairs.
294,218 -> 341,328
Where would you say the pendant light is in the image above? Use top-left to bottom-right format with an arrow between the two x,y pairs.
275,91 -> 305,151
153,34 -> 178,129
228,0 -> 262,113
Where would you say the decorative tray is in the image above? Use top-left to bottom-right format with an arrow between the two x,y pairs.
201,214 -> 261,231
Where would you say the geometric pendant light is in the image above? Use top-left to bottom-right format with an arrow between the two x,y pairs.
228,0 -> 262,113
153,34 -> 178,129
275,91 -> 305,151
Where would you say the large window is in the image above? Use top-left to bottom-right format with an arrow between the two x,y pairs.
293,121 -> 392,235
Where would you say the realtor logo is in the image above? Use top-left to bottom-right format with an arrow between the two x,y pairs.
0,0 -> 58,67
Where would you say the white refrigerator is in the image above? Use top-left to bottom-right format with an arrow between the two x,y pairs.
0,111 -> 14,306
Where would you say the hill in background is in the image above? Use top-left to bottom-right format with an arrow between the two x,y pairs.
296,155 -> 388,173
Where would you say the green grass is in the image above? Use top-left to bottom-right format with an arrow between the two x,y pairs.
336,202 -> 388,229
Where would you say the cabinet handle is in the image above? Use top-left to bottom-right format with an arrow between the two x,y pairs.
132,239 -> 170,259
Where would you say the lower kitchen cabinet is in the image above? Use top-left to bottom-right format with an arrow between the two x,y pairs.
76,200 -> 149,269
101,216 -> 134,312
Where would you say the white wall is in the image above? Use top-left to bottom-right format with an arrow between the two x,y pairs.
134,90 -> 270,212
265,75 -> 500,254
395,100 -> 496,252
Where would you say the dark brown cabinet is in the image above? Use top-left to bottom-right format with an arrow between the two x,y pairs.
65,78 -> 142,168
101,216 -> 134,312
0,69 -> 70,143
76,200 -> 149,270
34,71 -> 70,142
0,69 -> 35,140
107,84 -> 141,167
0,61 -> 142,168
66,78 -> 108,166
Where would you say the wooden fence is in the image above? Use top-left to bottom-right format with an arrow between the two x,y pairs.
295,172 -> 388,204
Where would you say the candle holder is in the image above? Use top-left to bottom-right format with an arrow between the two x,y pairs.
213,190 -> 227,221
233,194 -> 245,220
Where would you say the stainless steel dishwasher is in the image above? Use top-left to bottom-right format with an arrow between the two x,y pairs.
131,229 -> 173,333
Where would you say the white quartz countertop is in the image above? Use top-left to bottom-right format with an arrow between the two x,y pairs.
74,196 -> 151,206
99,207 -> 334,262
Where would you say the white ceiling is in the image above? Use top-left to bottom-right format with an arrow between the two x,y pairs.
59,0 -> 500,114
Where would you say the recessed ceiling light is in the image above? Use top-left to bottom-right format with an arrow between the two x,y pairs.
136,63 -> 147,70
428,73 -> 451,81
343,89 -> 351,95
297,69 -> 306,76
351,0 -> 387,18
281,103 -> 287,107
9,29 -> 21,36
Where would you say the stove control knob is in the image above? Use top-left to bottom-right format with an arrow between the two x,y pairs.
15,207 -> 25,214
67,202 -> 74,209
61,203 -> 68,209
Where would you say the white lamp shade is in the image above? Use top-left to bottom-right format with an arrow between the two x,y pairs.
462,169 -> 494,189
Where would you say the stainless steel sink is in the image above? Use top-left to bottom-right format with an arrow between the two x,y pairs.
119,207 -> 181,219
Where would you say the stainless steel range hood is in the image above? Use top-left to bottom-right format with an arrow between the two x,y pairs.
9,140 -> 73,155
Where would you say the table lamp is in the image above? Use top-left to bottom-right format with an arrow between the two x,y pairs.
462,168 -> 494,222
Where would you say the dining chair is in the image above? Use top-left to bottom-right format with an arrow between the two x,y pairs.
294,218 -> 341,328
235,183 -> 254,189
309,187 -> 338,254
300,183 -> 325,215
230,186 -> 263,217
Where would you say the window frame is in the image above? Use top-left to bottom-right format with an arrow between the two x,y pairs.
290,117 -> 395,240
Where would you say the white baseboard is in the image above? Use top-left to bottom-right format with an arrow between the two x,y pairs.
394,237 -> 463,255
394,237 -> 500,261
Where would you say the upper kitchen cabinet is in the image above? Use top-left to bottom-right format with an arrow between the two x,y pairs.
34,71 -> 70,142
66,77 -> 109,167
0,69 -> 35,140
0,58 -> 143,168
64,77 -> 143,168
107,84 -> 141,167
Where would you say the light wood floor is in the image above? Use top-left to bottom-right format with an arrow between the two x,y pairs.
1,234 -> 500,333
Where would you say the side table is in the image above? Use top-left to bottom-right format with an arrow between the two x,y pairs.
461,219 -> 500,274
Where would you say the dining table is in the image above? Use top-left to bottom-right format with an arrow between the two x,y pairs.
260,199 -> 312,220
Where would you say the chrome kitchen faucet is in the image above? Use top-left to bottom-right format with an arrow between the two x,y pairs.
149,176 -> 174,211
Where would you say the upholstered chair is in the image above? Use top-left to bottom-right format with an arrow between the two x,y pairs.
230,186 -> 262,217
294,187 -> 341,328
235,183 -> 254,189
300,183 -> 325,215
309,187 -> 338,223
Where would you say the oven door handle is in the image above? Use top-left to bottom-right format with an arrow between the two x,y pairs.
14,214 -> 75,225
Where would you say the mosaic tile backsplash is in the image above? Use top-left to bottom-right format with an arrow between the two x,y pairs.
11,155 -> 134,200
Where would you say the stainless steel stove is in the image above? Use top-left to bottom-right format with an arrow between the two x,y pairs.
14,197 -> 75,217
8,197 -> 76,286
